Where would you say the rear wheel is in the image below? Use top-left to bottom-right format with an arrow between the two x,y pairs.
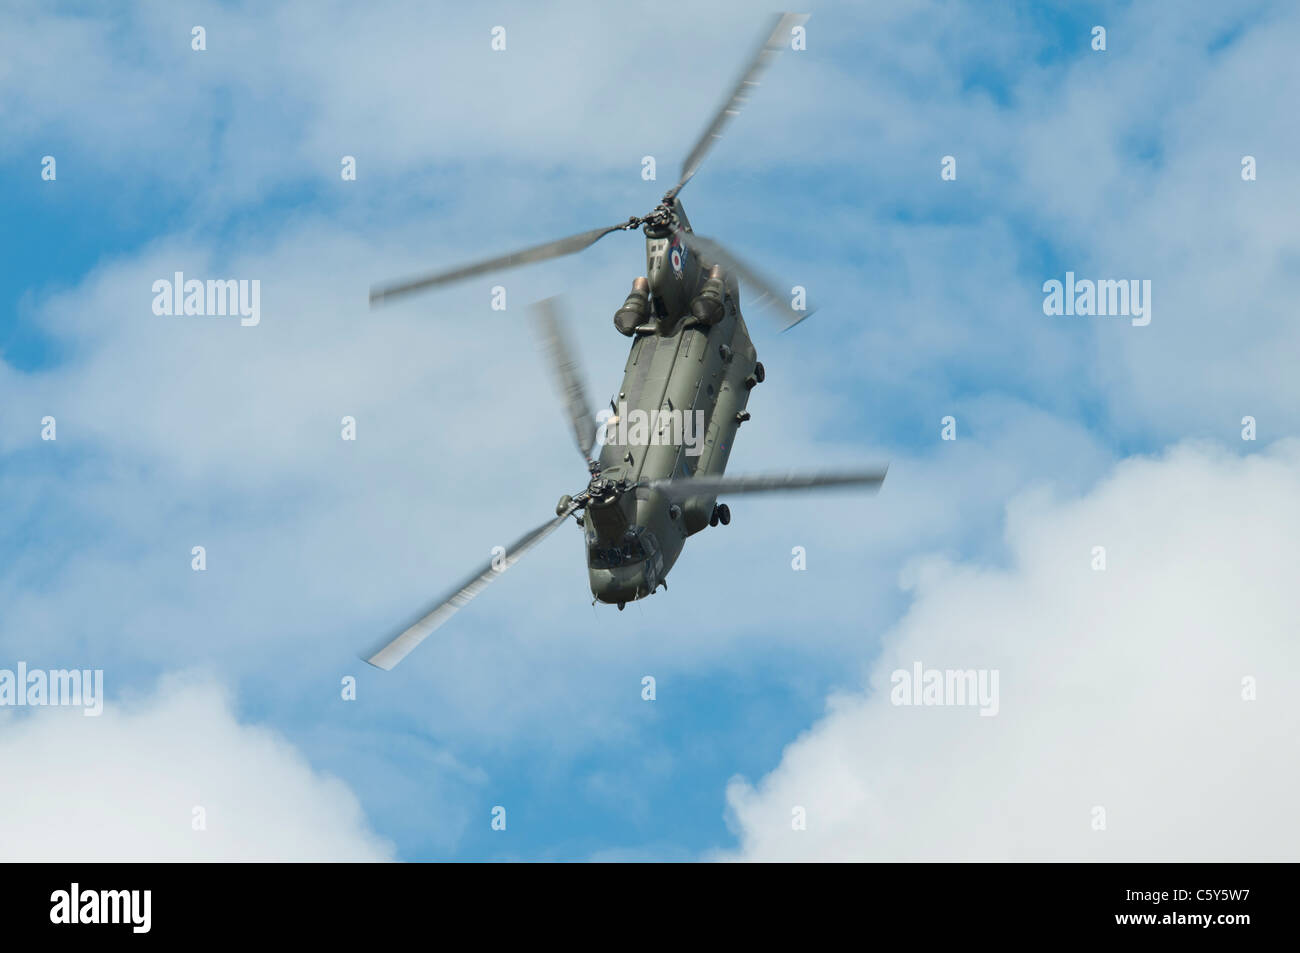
717,503 -> 731,526
754,361 -> 765,383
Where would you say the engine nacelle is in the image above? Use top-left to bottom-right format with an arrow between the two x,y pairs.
688,267 -> 726,326
614,277 -> 650,336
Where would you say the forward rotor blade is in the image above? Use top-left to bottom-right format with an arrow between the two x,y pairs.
533,296 -> 597,462
364,502 -> 581,671
678,231 -> 814,331
669,13 -> 809,199
642,467 -> 888,501
370,222 -> 631,307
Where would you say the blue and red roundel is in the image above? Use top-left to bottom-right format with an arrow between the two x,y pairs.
669,233 -> 687,278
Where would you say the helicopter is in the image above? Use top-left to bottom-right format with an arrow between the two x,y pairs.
364,13 -> 887,670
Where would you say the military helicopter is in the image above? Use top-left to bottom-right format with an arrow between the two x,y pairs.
364,14 -> 887,670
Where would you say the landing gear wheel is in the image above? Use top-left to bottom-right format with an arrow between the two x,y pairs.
754,361 -> 765,383
709,508 -> 719,527
717,503 -> 731,526
618,601 -> 626,611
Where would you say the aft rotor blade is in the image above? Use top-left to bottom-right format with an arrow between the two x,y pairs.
678,231 -> 814,331
364,502 -> 581,671
370,222 -> 631,307
533,296 -> 597,462
668,13 -> 809,199
642,467 -> 888,501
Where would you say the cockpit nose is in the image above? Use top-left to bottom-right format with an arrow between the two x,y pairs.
588,564 -> 647,605
587,525 -> 659,604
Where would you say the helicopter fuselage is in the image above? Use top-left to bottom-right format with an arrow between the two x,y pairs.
582,202 -> 760,606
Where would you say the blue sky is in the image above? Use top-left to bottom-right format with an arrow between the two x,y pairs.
2,0 -> 1297,861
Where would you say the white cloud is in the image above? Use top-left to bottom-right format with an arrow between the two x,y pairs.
0,673 -> 393,860
722,440 -> 1300,861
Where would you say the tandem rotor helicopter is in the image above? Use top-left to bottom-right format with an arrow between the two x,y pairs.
364,14 -> 888,670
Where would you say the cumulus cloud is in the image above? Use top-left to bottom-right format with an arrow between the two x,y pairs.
0,673 -> 393,861
722,440 -> 1300,861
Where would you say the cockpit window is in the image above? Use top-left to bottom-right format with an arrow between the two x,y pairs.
588,527 -> 658,569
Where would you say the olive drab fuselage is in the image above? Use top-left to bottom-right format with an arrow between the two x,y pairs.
582,199 -> 759,606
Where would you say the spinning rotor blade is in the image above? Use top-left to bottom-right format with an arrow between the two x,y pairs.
364,501 -> 581,671
533,297 -> 598,463
370,222 -> 632,307
668,13 -> 809,200
678,231 -> 814,331
643,467 -> 888,501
